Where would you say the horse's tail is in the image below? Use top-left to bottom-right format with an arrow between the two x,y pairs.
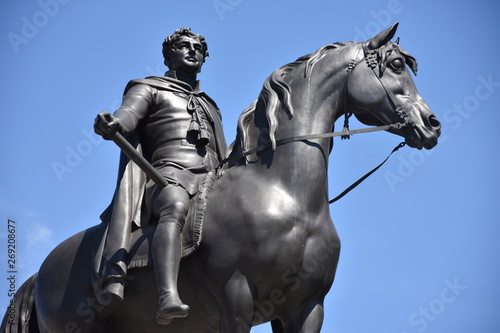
0,273 -> 39,333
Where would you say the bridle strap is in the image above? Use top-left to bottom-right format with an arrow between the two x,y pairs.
219,123 -> 399,166
220,130 -> 406,205
328,141 -> 405,204
361,43 -> 416,127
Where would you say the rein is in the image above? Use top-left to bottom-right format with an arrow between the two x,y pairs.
220,122 -> 402,165
220,124 -> 406,205
328,141 -> 405,203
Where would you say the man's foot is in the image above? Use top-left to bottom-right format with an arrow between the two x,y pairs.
156,295 -> 190,325
97,278 -> 124,307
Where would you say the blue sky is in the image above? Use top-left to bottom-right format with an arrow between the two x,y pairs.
1,0 -> 499,332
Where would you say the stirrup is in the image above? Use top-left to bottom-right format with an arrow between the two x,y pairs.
97,277 -> 124,306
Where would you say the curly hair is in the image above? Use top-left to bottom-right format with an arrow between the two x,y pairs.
162,28 -> 209,69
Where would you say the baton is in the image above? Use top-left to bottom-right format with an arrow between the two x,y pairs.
108,130 -> 168,188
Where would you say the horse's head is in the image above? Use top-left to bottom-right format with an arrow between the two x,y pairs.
346,23 -> 441,150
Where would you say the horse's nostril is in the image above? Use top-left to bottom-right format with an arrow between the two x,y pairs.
428,115 -> 441,129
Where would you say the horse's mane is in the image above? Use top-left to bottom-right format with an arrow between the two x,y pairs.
226,42 -> 354,165
224,40 -> 417,166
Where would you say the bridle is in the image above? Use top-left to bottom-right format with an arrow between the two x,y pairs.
360,42 -> 417,128
221,42 -> 415,203
340,42 -> 416,136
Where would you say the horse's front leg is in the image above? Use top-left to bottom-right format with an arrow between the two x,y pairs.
276,301 -> 324,333
297,301 -> 324,333
219,270 -> 255,333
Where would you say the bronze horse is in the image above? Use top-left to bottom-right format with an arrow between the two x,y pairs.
2,23 -> 440,333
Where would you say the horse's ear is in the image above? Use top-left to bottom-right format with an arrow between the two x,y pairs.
367,22 -> 399,49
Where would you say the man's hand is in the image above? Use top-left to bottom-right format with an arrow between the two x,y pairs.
94,111 -> 122,140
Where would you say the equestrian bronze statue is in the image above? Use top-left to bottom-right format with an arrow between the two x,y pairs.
2,23 -> 441,333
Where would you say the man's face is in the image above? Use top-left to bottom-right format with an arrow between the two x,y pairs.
169,36 -> 205,75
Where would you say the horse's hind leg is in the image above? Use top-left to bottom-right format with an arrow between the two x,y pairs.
219,270 -> 254,333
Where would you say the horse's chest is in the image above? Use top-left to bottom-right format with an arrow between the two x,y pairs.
252,225 -> 338,284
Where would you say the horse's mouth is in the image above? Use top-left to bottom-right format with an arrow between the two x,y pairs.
406,126 -> 439,150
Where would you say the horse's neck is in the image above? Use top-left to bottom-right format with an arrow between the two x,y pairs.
256,105 -> 341,211
274,68 -> 346,157
237,46 -> 353,205
288,53 -> 348,134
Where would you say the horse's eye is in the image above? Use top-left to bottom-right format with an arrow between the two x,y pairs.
391,58 -> 404,70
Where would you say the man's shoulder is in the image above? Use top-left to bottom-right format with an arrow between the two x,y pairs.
125,76 -> 180,93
